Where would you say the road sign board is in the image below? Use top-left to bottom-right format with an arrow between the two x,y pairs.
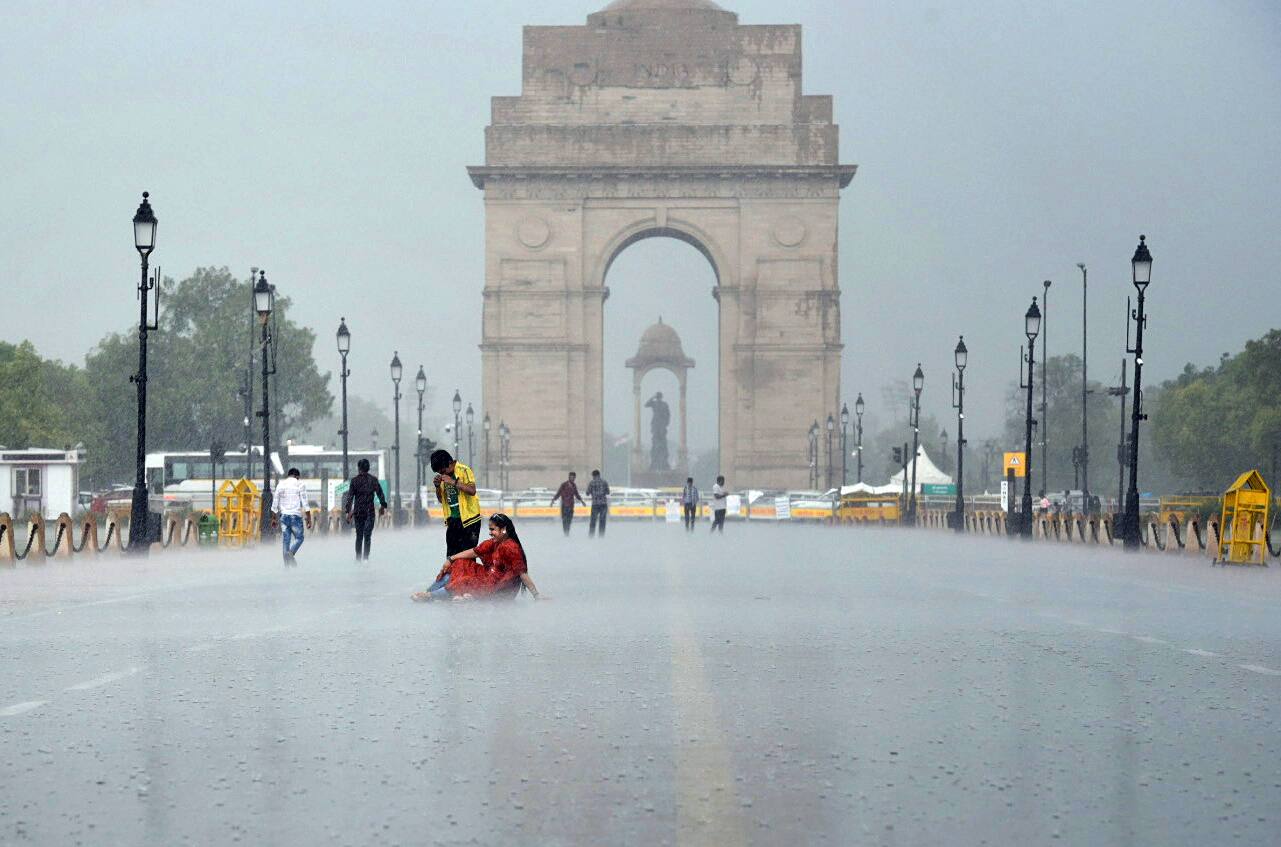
1003,452 -> 1027,477
920,483 -> 956,496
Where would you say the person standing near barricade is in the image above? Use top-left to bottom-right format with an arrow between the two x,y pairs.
551,472 -> 586,536
271,467 -> 311,565
586,469 -> 610,538
681,477 -> 700,532
431,449 -> 482,555
343,458 -> 389,562
710,474 -> 728,533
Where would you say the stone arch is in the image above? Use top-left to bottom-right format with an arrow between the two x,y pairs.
470,0 -> 855,489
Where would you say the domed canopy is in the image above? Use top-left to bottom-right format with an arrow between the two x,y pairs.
588,0 -> 735,27
626,317 -> 695,371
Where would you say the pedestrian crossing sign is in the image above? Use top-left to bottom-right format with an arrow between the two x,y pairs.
1003,452 -> 1027,477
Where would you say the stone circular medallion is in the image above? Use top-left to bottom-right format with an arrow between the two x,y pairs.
772,216 -> 807,248
517,217 -> 551,249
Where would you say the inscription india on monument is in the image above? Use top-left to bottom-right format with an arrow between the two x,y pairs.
469,0 -> 856,489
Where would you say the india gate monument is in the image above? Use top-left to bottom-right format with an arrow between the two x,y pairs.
469,0 -> 855,489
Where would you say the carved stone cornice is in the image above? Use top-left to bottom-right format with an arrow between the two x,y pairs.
468,164 -> 857,193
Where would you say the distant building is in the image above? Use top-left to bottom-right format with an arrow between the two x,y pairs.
0,448 -> 83,519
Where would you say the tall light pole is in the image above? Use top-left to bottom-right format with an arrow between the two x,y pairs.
908,364 -> 923,523
1041,279 -> 1051,497
1122,235 -> 1153,550
499,421 -> 511,491
254,272 -> 275,539
1019,297 -> 1042,537
483,414 -> 492,488
807,421 -> 819,488
1108,361 -> 1130,513
952,336 -> 968,532
127,193 -> 158,552
415,365 -> 426,526
390,352 -> 403,527
466,403 -> 475,468
1077,263 -> 1090,505
825,414 -> 835,489
337,318 -> 351,482
839,403 -> 850,487
452,390 -> 462,458
854,393 -> 865,483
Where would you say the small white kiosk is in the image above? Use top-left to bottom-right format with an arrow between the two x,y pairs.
0,447 -> 83,519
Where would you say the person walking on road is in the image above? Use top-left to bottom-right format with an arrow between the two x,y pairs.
271,467 -> 311,565
586,469 -> 610,538
710,474 -> 728,533
551,471 -> 586,536
343,458 -> 389,562
681,477 -> 700,532
431,449 -> 482,556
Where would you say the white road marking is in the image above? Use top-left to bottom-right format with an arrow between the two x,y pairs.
185,642 -> 218,653
1238,664 -> 1281,676
0,592 -> 157,622
1132,635 -> 1168,645
1,700 -> 46,717
65,667 -> 141,691
1183,648 -> 1218,657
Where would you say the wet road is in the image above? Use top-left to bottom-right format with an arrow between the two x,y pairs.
2,522 -> 1279,845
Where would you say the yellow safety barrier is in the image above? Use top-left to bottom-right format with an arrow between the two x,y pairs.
1217,470 -> 1269,565
216,478 -> 260,548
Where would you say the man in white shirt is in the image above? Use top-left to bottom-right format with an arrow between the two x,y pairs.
271,467 -> 312,565
710,475 -> 728,533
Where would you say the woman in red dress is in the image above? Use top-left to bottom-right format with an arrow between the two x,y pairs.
411,514 -> 542,602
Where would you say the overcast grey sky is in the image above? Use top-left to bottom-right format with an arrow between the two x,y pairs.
4,0 -> 1279,452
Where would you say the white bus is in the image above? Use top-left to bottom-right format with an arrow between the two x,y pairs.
145,445 -> 387,512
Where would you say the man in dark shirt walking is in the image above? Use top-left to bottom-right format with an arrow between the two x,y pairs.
343,458 -> 389,562
550,471 -> 586,536
585,469 -> 610,538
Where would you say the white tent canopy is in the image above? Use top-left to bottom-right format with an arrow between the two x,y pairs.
889,445 -> 953,491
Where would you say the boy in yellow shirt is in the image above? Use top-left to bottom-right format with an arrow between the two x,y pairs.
430,449 -> 482,555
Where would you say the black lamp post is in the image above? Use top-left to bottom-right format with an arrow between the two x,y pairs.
840,403 -> 850,487
337,318 -> 351,482
483,414 -> 492,488
1122,235 -> 1152,550
825,414 -> 835,489
1077,263 -> 1090,506
414,365 -> 426,525
466,403 -> 475,468
807,421 -> 819,488
1019,297 -> 1042,537
499,421 -> 511,490
908,364 -> 924,524
452,390 -> 462,458
952,336 -> 968,532
127,192 -> 158,552
254,271 -> 275,539
1041,279 -> 1051,496
854,393 -> 865,483
390,352 -> 403,526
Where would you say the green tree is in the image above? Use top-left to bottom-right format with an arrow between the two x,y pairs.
0,341 -> 91,450
82,267 -> 332,484
1152,329 -> 1281,491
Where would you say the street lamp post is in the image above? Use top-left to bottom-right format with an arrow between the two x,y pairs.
839,403 -> 850,487
1019,297 -> 1042,537
499,421 -> 511,491
337,319 -> 351,482
483,415 -> 492,488
1077,263 -> 1090,506
807,421 -> 819,488
908,364 -> 924,524
854,393 -> 865,483
1122,235 -> 1153,550
254,272 -> 275,540
1041,279 -> 1051,497
127,192 -> 158,553
452,390 -> 462,458
390,352 -> 403,527
952,336 -> 968,532
415,365 -> 426,526
466,403 -> 475,468
825,414 -> 835,490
